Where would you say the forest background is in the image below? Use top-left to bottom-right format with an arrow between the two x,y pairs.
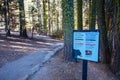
0,0 -> 120,78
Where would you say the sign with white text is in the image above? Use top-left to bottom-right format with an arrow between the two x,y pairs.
73,30 -> 100,62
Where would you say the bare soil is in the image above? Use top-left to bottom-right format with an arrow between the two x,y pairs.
0,34 -> 53,68
0,34 -> 119,80
34,50 -> 119,80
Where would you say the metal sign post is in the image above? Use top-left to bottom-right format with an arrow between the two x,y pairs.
82,60 -> 88,80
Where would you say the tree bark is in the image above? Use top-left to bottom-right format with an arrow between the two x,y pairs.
19,0 -> 27,37
110,0 -> 120,76
89,0 -> 96,30
43,0 -> 48,34
77,0 -> 83,30
62,0 -> 74,61
96,0 -> 110,63
4,0 -> 10,36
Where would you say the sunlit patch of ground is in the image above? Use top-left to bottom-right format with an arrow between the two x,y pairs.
0,35 -> 53,68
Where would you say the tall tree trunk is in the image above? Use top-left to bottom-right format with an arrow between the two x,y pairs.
77,0 -> 83,30
36,0 -> 42,34
19,0 -> 27,37
89,0 -> 96,30
62,0 -> 74,61
43,0 -> 48,34
96,0 -> 110,63
116,0 -> 120,76
48,0 -> 50,35
110,0 -> 120,76
4,0 -> 10,36
57,11 -> 59,31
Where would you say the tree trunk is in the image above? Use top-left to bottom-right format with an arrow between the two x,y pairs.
89,0 -> 96,30
43,0 -> 48,34
110,0 -> 120,76
77,0 -> 83,30
48,0 -> 51,35
62,0 -> 74,61
4,0 -> 10,36
36,0 -> 42,34
19,0 -> 27,37
96,0 -> 110,63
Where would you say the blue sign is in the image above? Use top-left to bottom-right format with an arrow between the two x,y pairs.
73,30 -> 100,62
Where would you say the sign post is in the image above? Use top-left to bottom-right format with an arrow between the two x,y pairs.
73,30 -> 100,80
82,60 -> 88,80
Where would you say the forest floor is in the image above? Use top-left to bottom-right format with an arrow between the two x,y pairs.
31,49 -> 119,80
0,33 -> 60,68
0,34 -> 119,80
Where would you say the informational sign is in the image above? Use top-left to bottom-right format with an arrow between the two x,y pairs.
73,30 -> 100,62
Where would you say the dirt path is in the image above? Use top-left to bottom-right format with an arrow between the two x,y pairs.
0,35 -> 119,80
0,35 -> 61,68
30,50 -> 119,80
